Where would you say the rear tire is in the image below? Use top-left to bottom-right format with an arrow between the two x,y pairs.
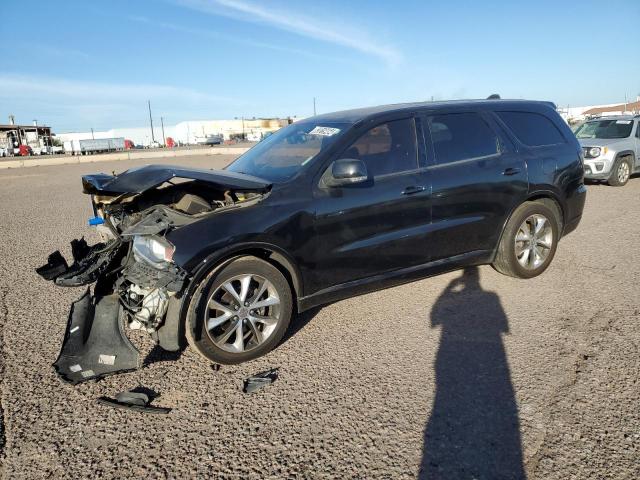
608,156 -> 632,186
186,256 -> 293,364
493,201 -> 560,279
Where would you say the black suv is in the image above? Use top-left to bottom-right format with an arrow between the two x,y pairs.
38,99 -> 586,382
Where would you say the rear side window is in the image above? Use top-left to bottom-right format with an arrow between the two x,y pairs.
428,113 -> 499,165
342,118 -> 418,177
497,111 -> 565,146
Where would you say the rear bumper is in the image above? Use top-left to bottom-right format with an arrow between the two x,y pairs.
562,183 -> 587,237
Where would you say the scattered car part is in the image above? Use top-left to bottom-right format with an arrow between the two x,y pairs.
243,368 -> 279,393
36,251 -> 68,280
53,291 -> 139,384
97,389 -> 171,414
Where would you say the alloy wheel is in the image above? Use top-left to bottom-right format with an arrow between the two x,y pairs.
514,214 -> 553,270
205,274 -> 281,353
617,161 -> 630,184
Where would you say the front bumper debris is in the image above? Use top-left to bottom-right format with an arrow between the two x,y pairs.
53,290 -> 139,384
97,389 -> 171,414
36,238 -> 122,287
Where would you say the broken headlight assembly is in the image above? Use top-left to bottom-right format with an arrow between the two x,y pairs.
132,235 -> 175,269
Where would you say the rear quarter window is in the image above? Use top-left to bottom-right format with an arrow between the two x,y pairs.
497,111 -> 566,147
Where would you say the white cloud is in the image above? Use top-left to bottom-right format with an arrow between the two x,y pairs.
172,0 -> 402,66
0,74 -> 242,130
0,74 -> 234,104
127,15 -> 351,64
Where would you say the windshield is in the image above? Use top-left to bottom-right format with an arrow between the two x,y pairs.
575,119 -> 634,139
226,121 -> 350,182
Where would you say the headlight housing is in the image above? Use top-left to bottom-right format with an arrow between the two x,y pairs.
588,147 -> 601,158
132,235 -> 175,269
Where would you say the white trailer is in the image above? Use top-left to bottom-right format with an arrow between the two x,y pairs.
64,137 -> 125,155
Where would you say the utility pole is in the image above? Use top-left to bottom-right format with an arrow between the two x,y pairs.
148,100 -> 155,143
91,128 -> 94,139
160,116 -> 166,146
242,116 -> 245,140
313,97 -> 317,116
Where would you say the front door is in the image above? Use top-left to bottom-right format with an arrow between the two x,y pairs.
309,117 -> 432,294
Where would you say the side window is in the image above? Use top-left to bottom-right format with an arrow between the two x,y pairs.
497,111 -> 565,146
342,118 -> 417,177
428,113 -> 499,165
636,121 -> 640,138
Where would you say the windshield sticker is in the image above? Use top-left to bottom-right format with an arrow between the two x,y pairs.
615,120 -> 631,124
309,126 -> 341,136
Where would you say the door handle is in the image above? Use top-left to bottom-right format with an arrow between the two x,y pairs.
502,167 -> 521,176
402,185 -> 426,195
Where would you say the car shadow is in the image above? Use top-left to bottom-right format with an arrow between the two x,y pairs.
280,305 -> 324,345
420,267 -> 526,479
142,343 -> 185,367
141,305 -> 324,366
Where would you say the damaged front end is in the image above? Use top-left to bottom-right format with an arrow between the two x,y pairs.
37,165 -> 270,384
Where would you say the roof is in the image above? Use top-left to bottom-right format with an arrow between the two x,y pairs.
583,101 -> 640,115
0,124 -> 51,130
583,115 -> 638,121
308,99 -> 557,124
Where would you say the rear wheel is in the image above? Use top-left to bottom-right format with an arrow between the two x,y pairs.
608,156 -> 632,186
187,257 -> 293,364
493,201 -> 560,279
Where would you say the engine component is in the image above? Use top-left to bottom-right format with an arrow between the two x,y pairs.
123,284 -> 170,331
174,193 -> 211,215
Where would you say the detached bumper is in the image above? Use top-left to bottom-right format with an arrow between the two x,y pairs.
54,291 -> 139,384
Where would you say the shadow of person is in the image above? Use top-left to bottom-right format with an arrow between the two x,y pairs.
420,267 -> 525,479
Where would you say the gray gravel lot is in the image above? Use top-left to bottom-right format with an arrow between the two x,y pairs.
0,155 -> 638,479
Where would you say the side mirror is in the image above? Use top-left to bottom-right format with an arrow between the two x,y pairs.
323,159 -> 368,187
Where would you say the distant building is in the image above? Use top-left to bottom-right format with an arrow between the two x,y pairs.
56,118 -> 294,147
0,120 -> 53,155
558,98 -> 640,124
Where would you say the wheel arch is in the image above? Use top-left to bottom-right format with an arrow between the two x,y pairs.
614,150 -> 636,167
182,243 -> 303,315
492,192 -> 565,262
615,150 -> 635,160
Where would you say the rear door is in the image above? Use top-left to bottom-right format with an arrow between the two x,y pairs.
422,110 -> 528,261
309,117 -> 432,293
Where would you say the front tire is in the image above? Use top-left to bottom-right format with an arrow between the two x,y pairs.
608,156 -> 632,187
493,201 -> 560,279
187,257 -> 293,364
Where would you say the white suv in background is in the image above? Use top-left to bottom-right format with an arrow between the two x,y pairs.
575,115 -> 640,186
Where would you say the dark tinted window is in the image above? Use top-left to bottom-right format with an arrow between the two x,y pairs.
428,113 -> 498,164
343,118 -> 417,177
498,111 -> 565,146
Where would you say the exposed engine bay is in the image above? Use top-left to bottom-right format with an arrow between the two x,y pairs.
36,165 -> 270,384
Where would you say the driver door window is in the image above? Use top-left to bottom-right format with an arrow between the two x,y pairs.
343,118 -> 418,177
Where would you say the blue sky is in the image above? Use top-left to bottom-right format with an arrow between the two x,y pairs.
1,0 -> 638,132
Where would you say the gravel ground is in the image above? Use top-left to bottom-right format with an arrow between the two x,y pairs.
0,155 -> 638,479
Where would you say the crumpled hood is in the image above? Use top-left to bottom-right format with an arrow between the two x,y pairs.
578,138 -> 627,148
82,164 -> 271,195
